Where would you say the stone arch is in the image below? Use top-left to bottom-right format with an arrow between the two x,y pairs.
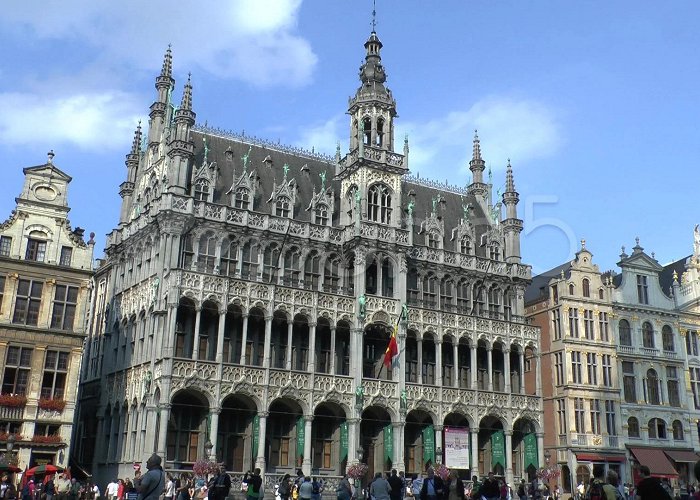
266,397 -> 305,473
219,393 -> 258,471
478,414 -> 506,476
363,322 -> 394,381
360,405 -> 393,479
313,401 -> 348,473
405,409 -> 435,476
167,388 -> 209,463
512,417 -> 540,481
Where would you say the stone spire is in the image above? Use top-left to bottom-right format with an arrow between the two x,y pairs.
130,122 -> 142,156
502,159 -> 522,264
505,159 -> 515,193
469,130 -> 486,184
155,45 -> 174,103
180,73 -> 193,111
168,73 -> 196,194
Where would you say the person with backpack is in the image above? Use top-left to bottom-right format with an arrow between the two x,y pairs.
634,465 -> 673,500
244,469 -> 263,500
278,474 -> 292,500
516,479 -> 526,500
584,465 -> 613,500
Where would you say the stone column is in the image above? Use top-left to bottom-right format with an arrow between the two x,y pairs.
308,322 -> 317,373
286,321 -> 294,371
393,422 -> 404,471
157,404 -> 171,456
434,425 -> 443,463
470,428 -> 479,476
263,314 -> 273,369
216,310 -> 226,363
348,418 -> 359,464
535,351 -> 542,397
505,430 -> 513,487
453,341 -> 459,388
352,327 -> 364,387
210,408 -> 221,460
302,415 -> 314,474
436,339 -> 443,387
417,338 -> 423,384
487,346 -> 493,392
536,432 -> 545,473
239,313 -> 249,364
504,347 -> 511,393
470,344 -> 477,390
519,350 -> 526,394
192,305 -> 202,360
330,326 -> 337,375
143,406 -> 157,459
164,304 -> 178,358
255,412 -> 268,472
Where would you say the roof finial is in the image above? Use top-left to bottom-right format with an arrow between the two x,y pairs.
581,238 -> 586,249
180,73 -> 192,110
161,44 -> 173,79
47,150 -> 55,164
472,130 -> 482,161
505,159 -> 515,193
371,0 -> 377,32
131,121 -> 142,155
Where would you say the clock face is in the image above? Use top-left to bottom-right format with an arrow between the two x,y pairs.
34,185 -> 57,201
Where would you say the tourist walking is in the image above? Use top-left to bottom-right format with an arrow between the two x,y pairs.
137,454 -> 165,500
243,469 -> 263,500
370,473 -> 391,500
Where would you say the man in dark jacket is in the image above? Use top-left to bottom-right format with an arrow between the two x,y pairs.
635,466 -> 672,500
478,472 -> 499,500
388,470 -> 403,500
419,468 -> 444,500
208,464 -> 231,500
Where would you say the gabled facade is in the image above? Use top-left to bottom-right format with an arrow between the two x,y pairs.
77,29 -> 543,490
0,154 -> 94,469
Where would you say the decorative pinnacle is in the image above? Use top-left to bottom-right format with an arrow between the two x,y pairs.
472,130 -> 482,161
161,44 -> 173,79
505,159 -> 515,193
371,0 -> 377,32
581,238 -> 586,249
180,73 -> 192,110
47,150 -> 55,164
131,121 -> 142,155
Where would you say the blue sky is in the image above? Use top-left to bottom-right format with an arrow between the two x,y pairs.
1,0 -> 699,276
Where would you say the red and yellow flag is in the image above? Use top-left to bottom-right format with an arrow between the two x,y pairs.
383,324 -> 399,368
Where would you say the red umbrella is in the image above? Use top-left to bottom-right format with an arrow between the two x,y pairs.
0,463 -> 21,473
26,464 -> 63,476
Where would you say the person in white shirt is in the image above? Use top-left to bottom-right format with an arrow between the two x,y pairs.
165,475 -> 176,500
107,481 -> 119,500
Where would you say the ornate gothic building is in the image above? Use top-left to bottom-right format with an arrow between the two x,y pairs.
76,29 -> 543,488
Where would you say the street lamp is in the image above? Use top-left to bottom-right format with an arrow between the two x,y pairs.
544,449 -> 551,466
357,446 -> 364,461
436,447 -> 443,466
204,440 -> 213,460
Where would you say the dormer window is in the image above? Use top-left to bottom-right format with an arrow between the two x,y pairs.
367,184 -> 391,224
234,187 -> 250,210
427,231 -> 441,249
314,204 -> 329,226
0,236 -> 12,257
582,278 -> 590,298
193,179 -> 210,202
489,243 -> 500,261
459,236 -> 471,255
26,236 -> 47,262
636,275 -> 649,304
275,196 -> 291,218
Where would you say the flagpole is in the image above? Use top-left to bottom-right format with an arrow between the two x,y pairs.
378,310 -> 404,379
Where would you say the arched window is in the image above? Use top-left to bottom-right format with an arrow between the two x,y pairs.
180,235 -> 194,269
619,320 -> 632,346
362,117 -> 372,145
234,187 -> 250,209
427,231 -> 441,249
598,288 -> 604,300
459,236 -> 471,255
197,233 -> 217,273
240,242 -> 258,279
314,204 -> 329,226
304,251 -> 321,290
367,184 -> 392,224
628,417 -> 640,438
323,255 -> 340,293
440,278 -> 453,310
220,238 -> 238,277
456,280 -> 470,313
275,196 -> 291,218
283,248 -> 301,285
262,244 -> 280,283
646,369 -> 660,405
489,243 -> 501,261
474,285 -> 485,316
488,286 -> 500,319
503,290 -> 513,321
193,179 -> 210,201
648,418 -> 666,439
376,118 -> 385,147
672,420 -> 684,440
407,269 -> 419,304
642,322 -> 655,349
381,257 -> 394,297
582,278 -> 590,298
569,283 -> 575,295
662,325 -> 674,352
423,274 -> 438,308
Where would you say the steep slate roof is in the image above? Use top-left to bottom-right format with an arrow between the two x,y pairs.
660,255 -> 690,295
525,262 -> 570,305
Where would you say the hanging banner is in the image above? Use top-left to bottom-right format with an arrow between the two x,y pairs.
491,430 -> 505,467
340,421 -> 349,461
444,427 -> 470,469
297,417 -> 305,458
252,415 -> 260,460
384,424 -> 394,462
524,433 -> 538,468
423,424 -> 435,465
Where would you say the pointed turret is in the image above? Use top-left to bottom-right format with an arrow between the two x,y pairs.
167,74 -> 196,194
180,73 -> 193,111
148,46 -> 175,147
155,45 -> 174,102
502,159 -> 523,264
119,123 -> 142,226
467,130 -> 488,200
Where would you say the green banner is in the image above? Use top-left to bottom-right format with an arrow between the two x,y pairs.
340,421 -> 349,461
491,431 -> 505,467
524,433 -> 538,468
252,415 -> 260,460
423,425 -> 435,464
297,417 -> 305,458
384,424 -> 393,462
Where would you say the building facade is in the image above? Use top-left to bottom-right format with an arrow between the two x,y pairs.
0,155 -> 94,469
77,30 -> 543,489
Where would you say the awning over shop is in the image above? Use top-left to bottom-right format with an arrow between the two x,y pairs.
629,447 -> 678,477
576,453 -> 626,463
664,450 -> 700,463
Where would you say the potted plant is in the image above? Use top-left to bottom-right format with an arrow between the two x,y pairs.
0,395 -> 27,408
31,434 -> 62,444
38,398 -> 67,412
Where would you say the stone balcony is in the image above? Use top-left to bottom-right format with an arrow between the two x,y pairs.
559,433 -> 622,449
617,344 -> 680,360
0,406 -> 24,420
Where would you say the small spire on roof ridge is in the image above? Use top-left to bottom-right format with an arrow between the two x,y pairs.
371,0 -> 377,32
472,130 -> 482,161
505,159 -> 515,193
161,45 -> 173,79
131,121 -> 142,154
180,73 -> 192,110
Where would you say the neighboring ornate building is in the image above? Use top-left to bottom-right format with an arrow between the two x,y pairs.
0,155 -> 94,469
77,29 -> 543,488
525,242 -> 621,497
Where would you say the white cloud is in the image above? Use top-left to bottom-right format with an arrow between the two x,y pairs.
397,96 -> 563,175
2,0 -> 316,87
0,91 -> 142,150
295,115 -> 345,155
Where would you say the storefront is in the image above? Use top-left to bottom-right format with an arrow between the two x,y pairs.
628,447 -> 679,485
664,450 -> 700,483
575,453 -> 627,485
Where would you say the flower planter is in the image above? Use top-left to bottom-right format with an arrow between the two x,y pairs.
37,398 -> 66,412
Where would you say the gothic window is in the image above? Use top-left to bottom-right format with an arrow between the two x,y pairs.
646,369 -> 660,405
234,187 -> 250,210
314,204 -> 329,226
456,280 -> 470,314
197,233 -> 217,273
407,268 -> 419,305
648,418 -> 666,439
459,236 -> 471,255
598,288 -> 604,300
180,235 -> 194,269
275,196 -> 292,218
193,179 -> 210,202
240,242 -> 258,280
667,366 -> 680,407
283,248 -> 301,286
637,275 -> 649,304
489,243 -> 501,261
582,278 -> 590,298
503,290 -> 513,321
427,231 -> 441,249
473,285 -> 485,316
568,283 -> 575,295
642,322 -> 655,349
362,117 -> 372,145
323,255 -> 340,293
622,361 -> 636,403
365,259 -> 377,295
672,420 -> 684,440
423,274 -> 437,308
376,118 -> 385,147
488,286 -> 500,319
220,238 -> 238,277
263,244 -> 280,283
662,325 -> 674,352
627,417 -> 640,438
440,277 -> 453,310
367,184 -> 392,224
619,319 -> 632,346
304,251 -> 321,290
381,257 -> 394,297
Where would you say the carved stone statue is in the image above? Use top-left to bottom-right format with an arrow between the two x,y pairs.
203,137 -> 209,163
355,189 -> 362,214
694,224 -> 700,256
241,145 -> 252,171
462,202 -> 472,221
400,389 -> 408,411
432,196 -> 438,214
358,294 -> 367,320
283,163 -> 290,179
143,370 -> 152,395
355,385 -> 364,406
151,277 -> 160,304
407,200 -> 415,217
319,171 -> 327,190
401,303 -> 408,322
